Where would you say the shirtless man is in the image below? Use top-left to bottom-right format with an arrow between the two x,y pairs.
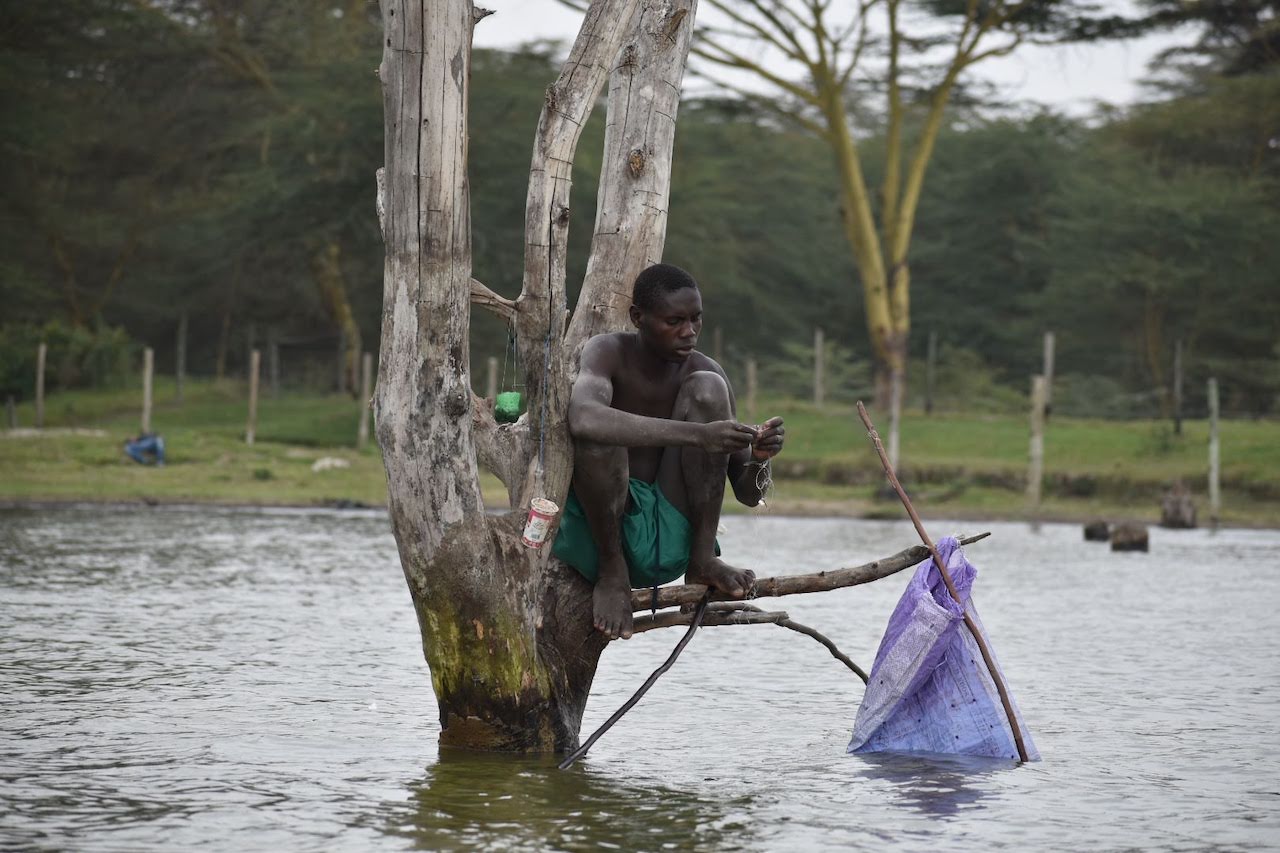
551,263 -> 785,639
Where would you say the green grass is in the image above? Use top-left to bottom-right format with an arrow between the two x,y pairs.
764,398 -> 1280,490
2,382 -> 1276,526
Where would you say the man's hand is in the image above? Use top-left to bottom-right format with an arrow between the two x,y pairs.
750,416 -> 785,461
699,420 -> 758,453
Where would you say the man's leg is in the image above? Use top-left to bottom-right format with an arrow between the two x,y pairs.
656,371 -> 755,597
570,440 -> 634,639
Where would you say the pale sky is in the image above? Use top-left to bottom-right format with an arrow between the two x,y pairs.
471,0 -> 1190,116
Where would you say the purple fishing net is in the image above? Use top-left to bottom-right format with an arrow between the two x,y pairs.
848,536 -> 1039,761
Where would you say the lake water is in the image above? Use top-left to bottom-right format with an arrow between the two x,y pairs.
2,505 -> 1278,851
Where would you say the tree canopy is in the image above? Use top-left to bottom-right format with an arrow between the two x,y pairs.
1,0 -> 1276,415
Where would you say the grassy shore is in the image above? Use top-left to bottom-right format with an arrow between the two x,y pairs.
2,380 -> 1276,526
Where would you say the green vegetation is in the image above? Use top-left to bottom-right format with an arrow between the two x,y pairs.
4,383 -> 1275,526
4,5 -> 1279,419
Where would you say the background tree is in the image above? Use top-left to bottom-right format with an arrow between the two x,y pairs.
676,0 -> 1102,465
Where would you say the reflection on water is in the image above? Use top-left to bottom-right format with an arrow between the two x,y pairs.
849,753 -> 1013,818
2,505 -> 1279,851
380,750 -> 752,851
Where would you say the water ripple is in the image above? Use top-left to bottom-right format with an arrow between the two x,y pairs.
2,506 -> 1278,851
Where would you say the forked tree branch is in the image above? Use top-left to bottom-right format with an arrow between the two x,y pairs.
470,277 -> 517,322
629,532 -> 990,611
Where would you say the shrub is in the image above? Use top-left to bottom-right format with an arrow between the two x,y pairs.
0,321 -> 136,399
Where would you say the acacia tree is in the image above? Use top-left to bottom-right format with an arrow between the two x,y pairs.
374,0 -> 956,752
687,0 -> 1087,465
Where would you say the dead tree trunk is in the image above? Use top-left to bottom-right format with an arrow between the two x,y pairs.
375,0 -> 697,752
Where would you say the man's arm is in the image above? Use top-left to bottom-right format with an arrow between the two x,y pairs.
699,357 -> 785,507
568,337 -> 756,452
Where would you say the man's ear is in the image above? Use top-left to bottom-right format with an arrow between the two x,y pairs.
628,304 -> 642,327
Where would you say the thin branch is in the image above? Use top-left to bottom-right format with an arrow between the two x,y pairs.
629,532 -> 991,611
836,4 -> 876,89
470,277 -> 517,322
634,608 -> 789,630
686,63 -> 829,136
965,32 -> 1023,66
692,37 -> 823,106
633,602 -> 870,683
559,594 -> 711,768
699,0 -> 813,67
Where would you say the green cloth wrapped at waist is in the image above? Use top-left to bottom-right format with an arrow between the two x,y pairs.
552,478 -> 719,589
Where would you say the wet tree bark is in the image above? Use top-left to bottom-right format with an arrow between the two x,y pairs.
375,0 -> 695,752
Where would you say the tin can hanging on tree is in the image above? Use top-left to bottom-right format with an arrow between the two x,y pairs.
521,498 -> 560,548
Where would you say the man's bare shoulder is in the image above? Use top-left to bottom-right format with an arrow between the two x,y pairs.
688,350 -> 728,378
582,332 -> 631,354
578,332 -> 632,376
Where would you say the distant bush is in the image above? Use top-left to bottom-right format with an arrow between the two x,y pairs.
908,345 -> 1026,414
759,337 -> 874,405
0,321 -> 135,399
1051,373 -> 1163,419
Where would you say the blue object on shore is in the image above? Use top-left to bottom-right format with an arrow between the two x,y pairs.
848,536 -> 1039,761
125,433 -> 166,466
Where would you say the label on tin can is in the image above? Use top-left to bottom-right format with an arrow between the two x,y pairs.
521,498 -> 560,548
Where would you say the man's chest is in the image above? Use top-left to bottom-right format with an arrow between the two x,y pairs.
610,372 -> 684,419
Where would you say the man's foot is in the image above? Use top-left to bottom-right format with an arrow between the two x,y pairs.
593,556 -> 634,640
686,557 -> 756,599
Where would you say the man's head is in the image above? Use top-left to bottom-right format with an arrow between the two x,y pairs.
629,263 -> 703,362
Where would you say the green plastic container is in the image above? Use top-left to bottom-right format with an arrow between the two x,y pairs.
495,391 -> 524,423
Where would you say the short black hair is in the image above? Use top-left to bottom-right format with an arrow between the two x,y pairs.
632,263 -> 698,312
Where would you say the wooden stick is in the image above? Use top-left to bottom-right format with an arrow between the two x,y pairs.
628,532 -> 990,612
141,347 -> 154,434
856,401 -> 1029,763
559,594 -> 711,769
633,603 -> 869,683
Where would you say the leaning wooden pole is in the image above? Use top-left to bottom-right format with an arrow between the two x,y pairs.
856,401 -> 1029,763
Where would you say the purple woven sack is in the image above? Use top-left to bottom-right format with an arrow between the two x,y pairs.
848,536 -> 1039,760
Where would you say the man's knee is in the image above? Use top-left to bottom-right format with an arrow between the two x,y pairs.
572,441 -> 628,512
678,371 -> 730,417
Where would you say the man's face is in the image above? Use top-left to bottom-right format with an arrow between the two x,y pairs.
632,287 -> 703,362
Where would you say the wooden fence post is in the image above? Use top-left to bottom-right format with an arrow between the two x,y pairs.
5,395 -> 16,430
142,347 -> 154,434
486,356 -> 498,400
813,327 -> 824,409
35,342 -> 46,429
1208,377 -> 1220,526
358,351 -> 373,449
1042,331 -> 1055,418
924,329 -> 937,415
335,330 -> 347,394
268,330 -> 281,400
1173,338 -> 1183,436
246,349 -> 261,446
745,358 -> 758,424
1028,374 -> 1047,516
176,312 -> 187,404
246,322 -> 257,381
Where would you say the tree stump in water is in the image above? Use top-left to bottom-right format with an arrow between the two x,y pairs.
1110,523 -> 1149,552
1083,520 -> 1110,541
1160,482 -> 1197,529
